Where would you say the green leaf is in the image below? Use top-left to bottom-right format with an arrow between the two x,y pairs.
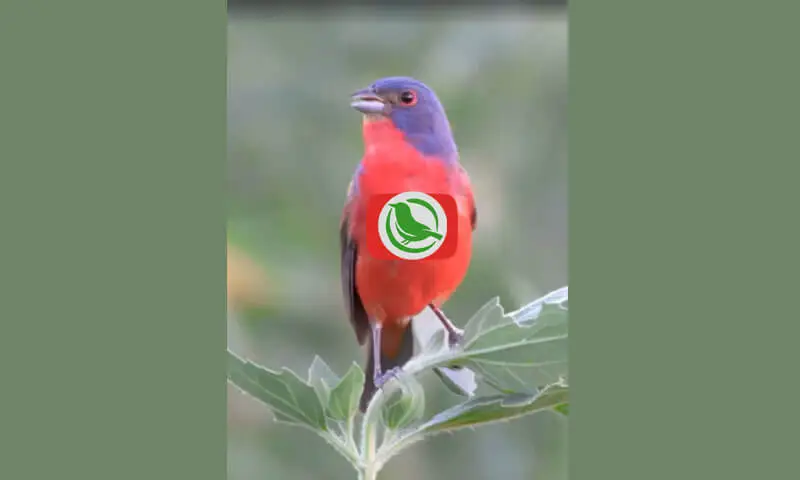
462,300 -> 566,364
327,362 -> 364,422
462,296 -> 502,342
416,382 -> 568,435
227,350 -> 327,431
381,376 -> 426,430
507,286 -> 568,325
432,366 -> 478,397
468,362 -> 540,395
466,313 -> 566,393
404,288 -> 568,395
308,355 -> 340,406
413,309 -> 475,397
555,403 -> 569,416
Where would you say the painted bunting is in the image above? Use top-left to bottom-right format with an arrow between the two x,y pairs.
340,77 -> 477,411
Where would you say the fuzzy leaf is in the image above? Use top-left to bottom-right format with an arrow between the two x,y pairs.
381,376 -> 426,430
508,286 -> 568,325
327,362 -> 364,422
227,350 -> 327,431
417,382 -> 568,434
432,366 -> 478,397
463,305 -> 568,393
403,287 -> 568,394
415,309 -> 477,397
308,355 -> 340,406
462,296 -> 502,342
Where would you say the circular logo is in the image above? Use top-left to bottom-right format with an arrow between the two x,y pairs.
378,192 -> 448,260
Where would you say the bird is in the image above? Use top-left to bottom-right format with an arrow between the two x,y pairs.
340,77 -> 478,412
388,201 -> 444,244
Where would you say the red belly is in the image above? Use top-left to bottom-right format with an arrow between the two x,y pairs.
356,215 -> 472,323
349,127 -> 474,323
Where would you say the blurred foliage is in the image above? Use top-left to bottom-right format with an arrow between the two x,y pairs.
228,289 -> 568,480
227,8 -> 567,480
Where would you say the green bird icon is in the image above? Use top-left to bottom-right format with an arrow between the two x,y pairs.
389,201 -> 443,245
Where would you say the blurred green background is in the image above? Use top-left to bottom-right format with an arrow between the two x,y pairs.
227,7 -> 567,480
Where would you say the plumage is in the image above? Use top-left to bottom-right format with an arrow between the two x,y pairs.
340,77 -> 477,411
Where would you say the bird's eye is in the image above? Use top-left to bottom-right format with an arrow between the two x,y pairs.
399,90 -> 417,106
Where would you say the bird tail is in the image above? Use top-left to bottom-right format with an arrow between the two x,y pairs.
359,320 -> 415,413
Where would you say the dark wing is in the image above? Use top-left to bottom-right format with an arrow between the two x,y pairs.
470,203 -> 478,231
340,213 -> 370,345
457,164 -> 478,231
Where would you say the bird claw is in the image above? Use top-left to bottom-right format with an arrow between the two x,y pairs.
374,367 -> 403,389
429,306 -> 465,349
447,328 -> 465,348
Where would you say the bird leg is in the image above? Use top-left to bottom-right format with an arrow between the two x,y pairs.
429,305 -> 464,347
375,367 -> 402,389
370,323 -> 402,389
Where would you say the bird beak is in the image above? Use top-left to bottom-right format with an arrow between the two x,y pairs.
351,88 -> 388,115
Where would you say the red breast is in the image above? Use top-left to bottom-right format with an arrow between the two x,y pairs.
347,119 -> 474,325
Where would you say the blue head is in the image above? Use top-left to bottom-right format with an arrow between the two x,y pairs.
350,77 -> 457,158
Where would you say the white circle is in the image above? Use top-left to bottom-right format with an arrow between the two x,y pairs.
377,191 -> 448,260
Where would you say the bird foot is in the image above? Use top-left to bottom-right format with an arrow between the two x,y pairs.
447,328 -> 465,348
429,305 -> 465,349
374,367 -> 403,389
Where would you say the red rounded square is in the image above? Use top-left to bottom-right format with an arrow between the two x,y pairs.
364,192 -> 459,261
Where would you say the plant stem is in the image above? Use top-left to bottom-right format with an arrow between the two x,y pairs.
362,433 -> 378,480
358,388 -> 385,480
345,415 -> 358,452
360,413 -> 379,479
356,428 -> 378,480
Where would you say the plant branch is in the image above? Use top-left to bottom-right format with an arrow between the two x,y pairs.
358,387 -> 386,479
227,286 -> 569,480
